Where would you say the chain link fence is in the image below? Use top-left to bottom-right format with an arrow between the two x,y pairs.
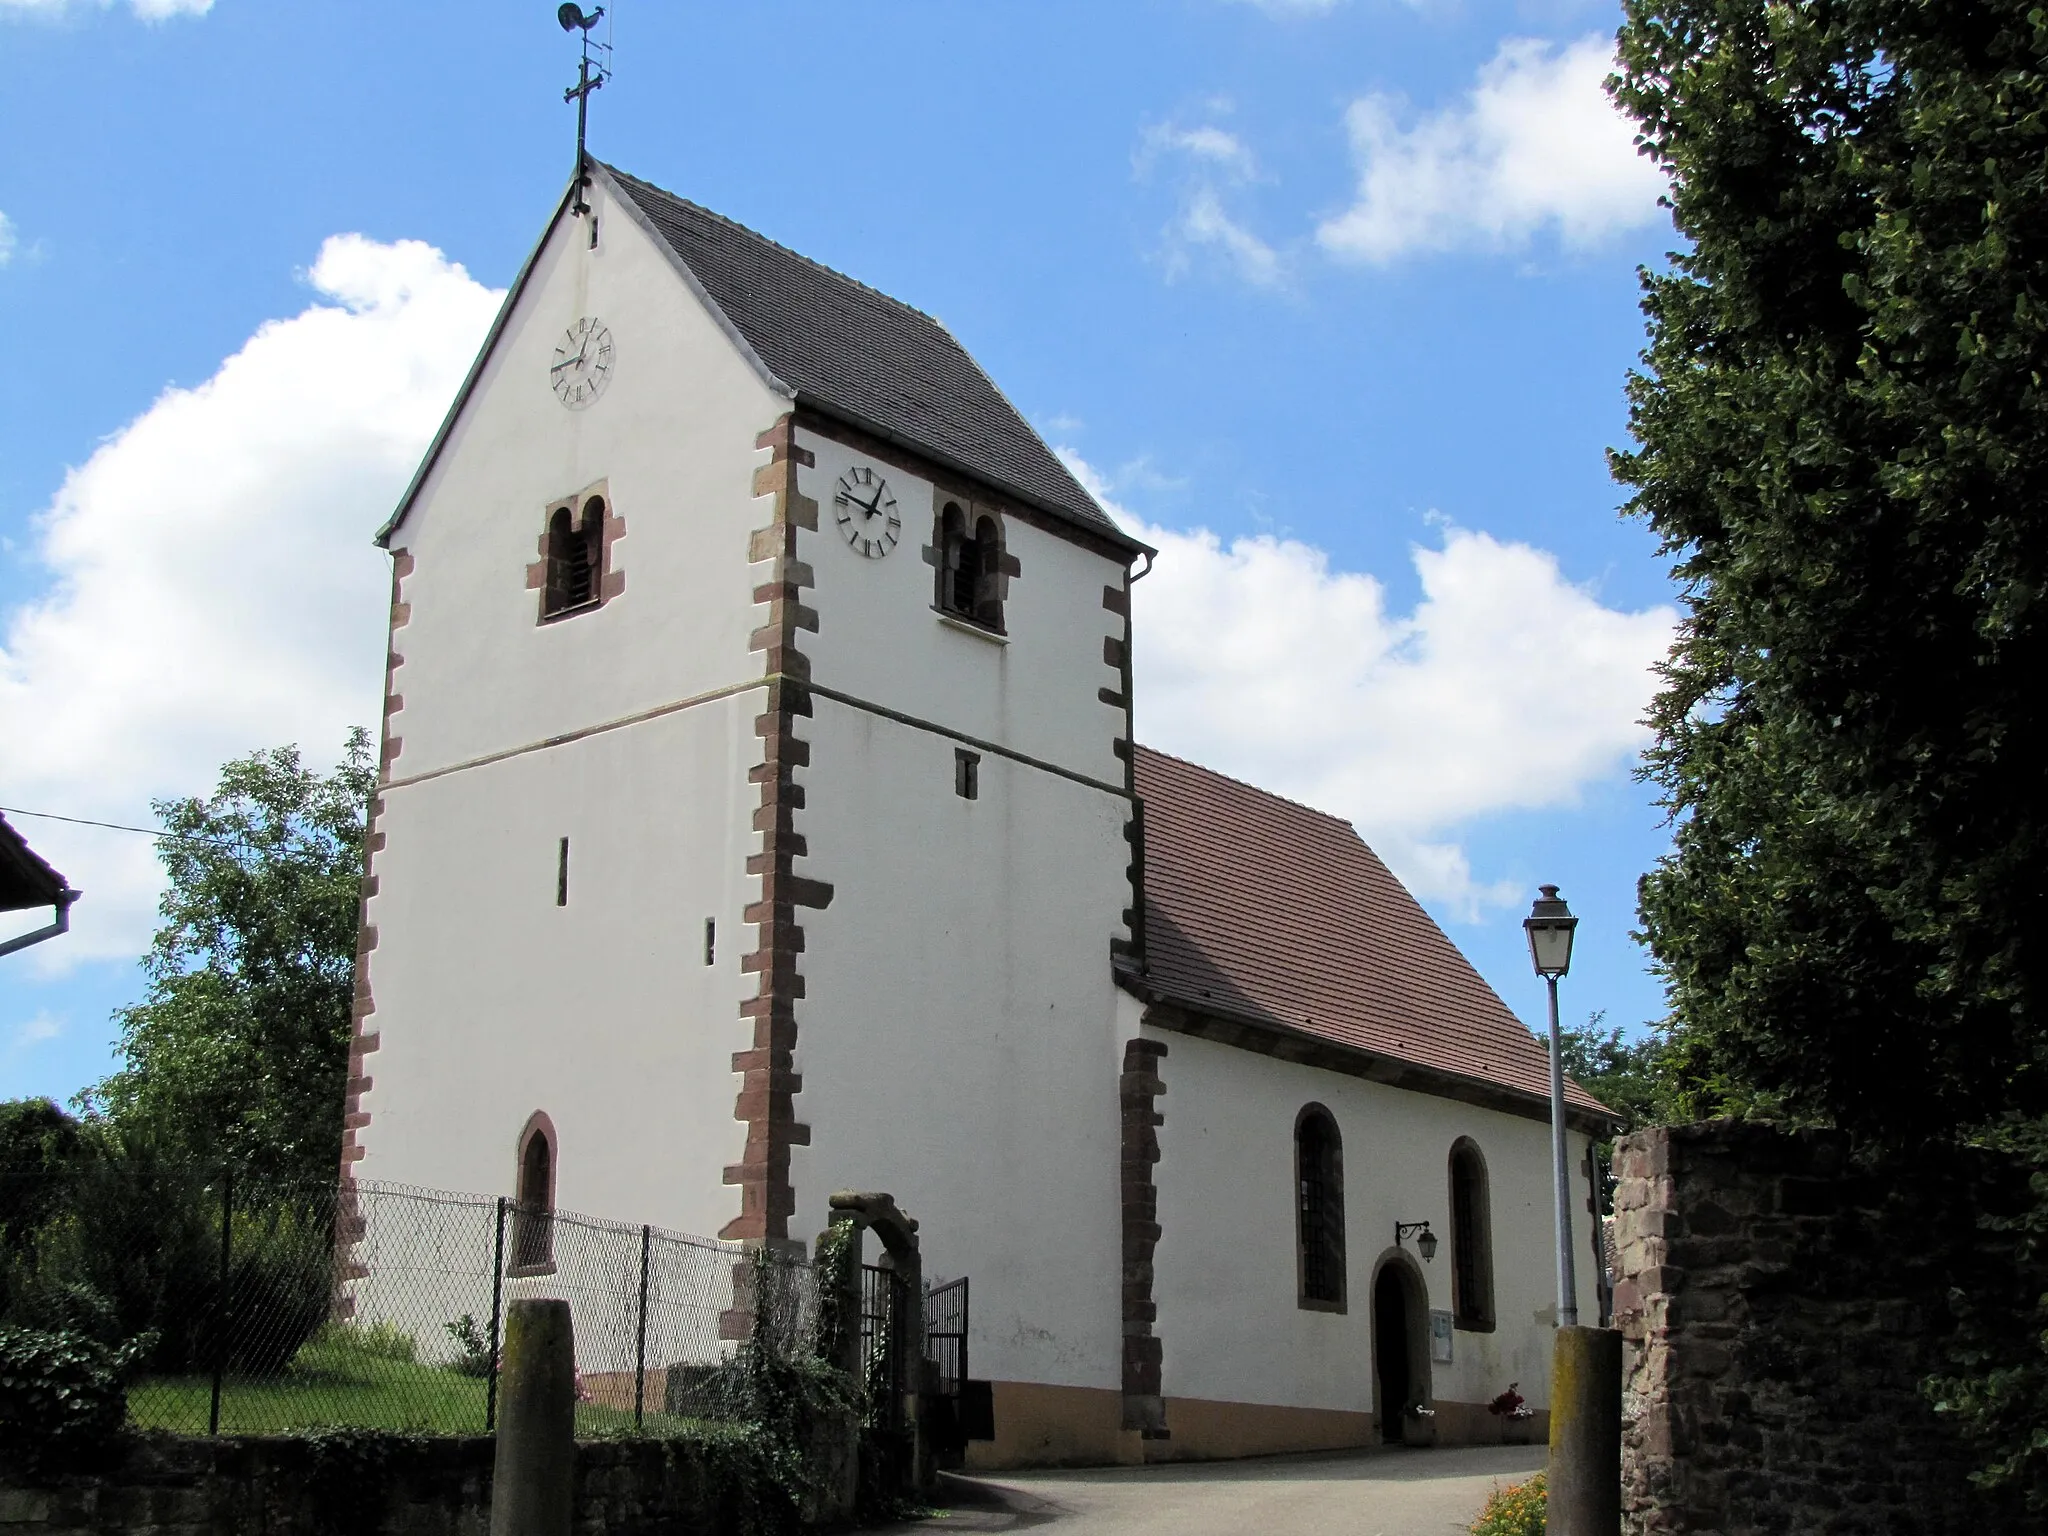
0,1164 -> 816,1438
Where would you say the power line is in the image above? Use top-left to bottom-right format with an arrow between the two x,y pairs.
0,806 -> 230,847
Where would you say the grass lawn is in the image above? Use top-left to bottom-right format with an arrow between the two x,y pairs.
128,1329 -> 720,1438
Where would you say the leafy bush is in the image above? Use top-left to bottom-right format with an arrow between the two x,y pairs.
444,1314 -> 493,1377
1470,1472 -> 1545,1536
2,1156 -> 336,1379
0,1326 -> 146,1475
316,1318 -> 416,1365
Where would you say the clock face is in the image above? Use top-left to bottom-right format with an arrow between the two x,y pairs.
833,465 -> 900,559
550,317 -> 614,409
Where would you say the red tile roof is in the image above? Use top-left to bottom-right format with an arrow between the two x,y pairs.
1132,746 -> 1608,1119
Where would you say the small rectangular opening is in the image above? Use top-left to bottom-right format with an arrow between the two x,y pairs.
704,918 -> 716,967
557,837 -> 569,907
955,749 -> 980,801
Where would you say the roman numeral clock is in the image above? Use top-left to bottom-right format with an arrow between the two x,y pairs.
834,465 -> 900,559
550,316 -> 614,409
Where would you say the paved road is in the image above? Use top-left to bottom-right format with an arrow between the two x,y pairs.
880,1445 -> 1547,1536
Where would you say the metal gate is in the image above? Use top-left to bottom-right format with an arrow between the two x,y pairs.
860,1263 -> 912,1492
923,1276 -> 968,1463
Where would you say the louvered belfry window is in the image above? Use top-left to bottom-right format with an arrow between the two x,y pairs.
937,502 -> 1004,631
543,497 -> 605,617
1297,1107 -> 1346,1307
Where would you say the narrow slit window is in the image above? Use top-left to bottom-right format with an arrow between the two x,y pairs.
704,918 -> 716,967
556,837 -> 570,907
955,749 -> 980,800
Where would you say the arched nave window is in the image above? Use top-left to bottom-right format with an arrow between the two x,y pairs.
1449,1137 -> 1495,1330
1296,1105 -> 1346,1310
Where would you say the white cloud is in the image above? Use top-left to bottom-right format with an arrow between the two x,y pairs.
0,235 -> 500,970
1138,116 -> 1288,290
1141,124 -> 1258,179
1,0 -> 211,17
6,1012 -> 64,1054
0,212 -> 15,267
1179,188 -> 1286,289
1063,450 -> 1675,915
1318,34 -> 1666,264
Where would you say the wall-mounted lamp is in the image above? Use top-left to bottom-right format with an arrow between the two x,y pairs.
1395,1220 -> 1438,1262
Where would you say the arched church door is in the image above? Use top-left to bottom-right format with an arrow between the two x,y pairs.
1374,1264 -> 1412,1443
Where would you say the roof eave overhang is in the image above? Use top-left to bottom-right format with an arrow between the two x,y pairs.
0,816 -> 72,913
1116,970 -> 1621,1136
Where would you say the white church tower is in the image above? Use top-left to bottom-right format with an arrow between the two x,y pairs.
345,154 -> 1146,1400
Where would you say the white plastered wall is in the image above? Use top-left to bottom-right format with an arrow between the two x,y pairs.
357,701 -> 758,1236
379,176 -> 789,779
1147,1027 -> 1599,1415
785,426 -> 1136,1391
794,429 -> 1128,786
355,174 -> 791,1233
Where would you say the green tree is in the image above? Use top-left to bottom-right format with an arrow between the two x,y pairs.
1559,1012 -> 1679,1137
1610,0 -> 2048,1503
87,731 -> 374,1187
1613,0 -> 2048,1139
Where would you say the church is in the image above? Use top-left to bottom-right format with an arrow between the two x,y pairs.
342,157 -> 1614,1468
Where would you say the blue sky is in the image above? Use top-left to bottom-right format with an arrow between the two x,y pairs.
1,0 -> 1679,1106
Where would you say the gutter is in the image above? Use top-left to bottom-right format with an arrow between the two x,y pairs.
1114,966 -> 1621,1137
0,889 -> 80,960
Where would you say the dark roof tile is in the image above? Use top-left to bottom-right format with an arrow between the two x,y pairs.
599,164 -> 1134,549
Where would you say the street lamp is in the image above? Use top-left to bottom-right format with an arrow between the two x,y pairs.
1395,1221 -> 1438,1262
1524,884 -> 1579,1328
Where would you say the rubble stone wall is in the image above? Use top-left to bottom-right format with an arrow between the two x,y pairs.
0,1433 -> 808,1536
1610,1121 -> 2022,1536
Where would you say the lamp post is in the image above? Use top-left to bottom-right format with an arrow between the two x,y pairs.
1524,884 -> 1579,1328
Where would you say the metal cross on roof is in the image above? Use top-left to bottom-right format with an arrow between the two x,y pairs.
557,4 -> 611,224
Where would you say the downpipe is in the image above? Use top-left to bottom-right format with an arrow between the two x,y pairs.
0,890 -> 79,959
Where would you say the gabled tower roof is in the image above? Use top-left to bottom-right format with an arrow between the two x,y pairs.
381,161 -> 1141,554
600,165 -> 1132,549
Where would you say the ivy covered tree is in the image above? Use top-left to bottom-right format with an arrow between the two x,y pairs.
1613,0 -> 2048,1139
87,731 -> 374,1187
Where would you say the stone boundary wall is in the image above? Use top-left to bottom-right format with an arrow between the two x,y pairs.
0,1434 -> 813,1536
1610,1121 -> 2025,1535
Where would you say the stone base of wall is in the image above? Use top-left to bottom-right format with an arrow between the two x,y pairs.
1614,1122 -> 2035,1536
958,1381 -> 1530,1469
0,1432 -> 811,1536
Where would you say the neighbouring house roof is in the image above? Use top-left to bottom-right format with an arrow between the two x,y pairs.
598,164 -> 1138,552
1132,746 -> 1611,1124
0,813 -> 70,914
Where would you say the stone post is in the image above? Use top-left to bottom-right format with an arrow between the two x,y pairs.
1547,1325 -> 1621,1536
490,1298 -> 577,1536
